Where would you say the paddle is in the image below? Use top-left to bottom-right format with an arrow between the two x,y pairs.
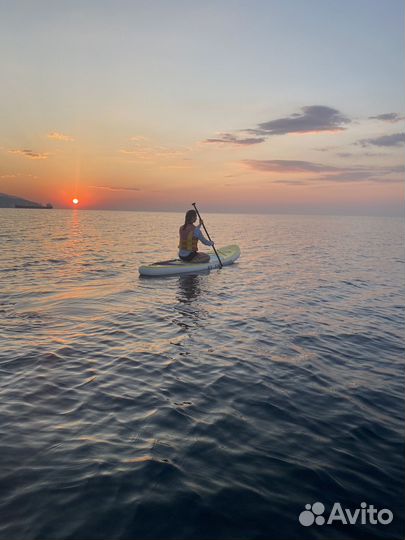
192,202 -> 223,268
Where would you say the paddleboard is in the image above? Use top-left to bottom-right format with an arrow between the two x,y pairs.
139,244 -> 240,277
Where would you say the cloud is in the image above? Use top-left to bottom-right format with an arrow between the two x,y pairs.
204,133 -> 265,146
358,133 -> 405,147
120,149 -> 149,157
369,113 -> 404,123
243,159 -> 403,184
159,163 -> 193,170
89,185 -> 140,192
243,159 -> 339,173
0,173 -> 39,179
316,171 -> 377,183
271,179 -> 309,186
120,140 -> 189,160
120,147 -> 185,159
8,149 -> 48,160
203,105 -> 350,147
251,106 -> 351,136
129,136 -> 148,142
336,152 -> 354,158
336,151 -> 382,158
47,132 -> 75,141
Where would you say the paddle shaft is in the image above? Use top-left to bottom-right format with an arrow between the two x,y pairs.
192,203 -> 223,268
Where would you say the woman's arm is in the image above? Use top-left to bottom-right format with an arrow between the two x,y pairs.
194,226 -> 214,246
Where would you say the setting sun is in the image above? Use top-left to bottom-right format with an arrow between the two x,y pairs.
72,198 -> 79,205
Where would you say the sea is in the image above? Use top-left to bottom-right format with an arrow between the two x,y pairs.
0,209 -> 404,540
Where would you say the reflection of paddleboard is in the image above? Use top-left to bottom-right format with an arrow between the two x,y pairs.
139,245 -> 240,277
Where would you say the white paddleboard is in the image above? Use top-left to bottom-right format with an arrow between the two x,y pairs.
139,245 -> 240,277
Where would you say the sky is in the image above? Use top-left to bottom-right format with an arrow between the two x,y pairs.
0,0 -> 404,215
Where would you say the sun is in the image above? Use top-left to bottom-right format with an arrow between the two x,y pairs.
72,198 -> 79,205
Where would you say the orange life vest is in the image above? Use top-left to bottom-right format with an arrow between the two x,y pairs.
178,224 -> 198,251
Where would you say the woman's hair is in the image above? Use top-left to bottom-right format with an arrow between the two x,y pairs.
182,209 -> 197,229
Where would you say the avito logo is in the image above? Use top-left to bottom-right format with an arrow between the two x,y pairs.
299,502 -> 393,527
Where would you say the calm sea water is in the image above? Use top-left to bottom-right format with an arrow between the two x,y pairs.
0,209 -> 404,540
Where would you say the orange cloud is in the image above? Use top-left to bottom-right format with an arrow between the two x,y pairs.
0,173 -> 39,179
129,135 -> 148,142
120,139 -> 190,161
88,185 -> 140,192
47,132 -> 75,141
8,149 -> 49,160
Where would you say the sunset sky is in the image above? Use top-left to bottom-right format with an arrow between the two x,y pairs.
0,0 -> 404,214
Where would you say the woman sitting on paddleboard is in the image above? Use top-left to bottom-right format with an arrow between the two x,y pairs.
179,209 -> 214,263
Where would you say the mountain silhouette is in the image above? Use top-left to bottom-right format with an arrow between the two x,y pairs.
0,192 -> 49,208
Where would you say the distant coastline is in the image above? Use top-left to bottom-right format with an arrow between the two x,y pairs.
14,203 -> 53,209
0,192 -> 53,209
